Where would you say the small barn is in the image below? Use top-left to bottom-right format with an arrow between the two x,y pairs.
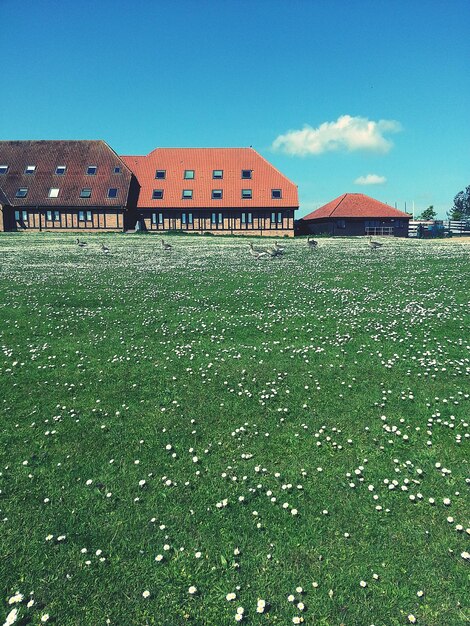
299,193 -> 411,237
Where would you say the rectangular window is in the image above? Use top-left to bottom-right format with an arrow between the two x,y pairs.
277,212 -> 282,224
188,213 -> 193,224
182,189 -> 193,199
16,188 -> 28,198
337,219 -> 346,229
182,213 -> 187,224
46,210 -> 53,221
86,166 -> 97,175
158,213 -> 163,224
241,212 -> 246,224
211,213 -> 217,224
107,188 -> 118,198
152,213 -> 157,225
271,212 -> 276,223
155,170 -> 166,179
15,210 -> 20,221
80,188 -> 92,198
241,189 -> 252,199
218,213 -> 223,224
184,170 -> 195,179
248,212 -> 252,224
55,166 -> 66,175
79,211 -> 85,222
0,165 -> 9,174
152,189 -> 164,200
22,210 -> 28,222
212,189 -> 223,199
48,188 -> 59,198
241,170 -> 252,179
272,189 -> 282,199
213,170 -> 223,179
53,211 -> 60,222
86,211 -> 92,221
25,165 -> 36,174
113,166 -> 121,174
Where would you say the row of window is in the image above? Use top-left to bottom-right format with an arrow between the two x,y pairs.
15,187 -> 120,199
155,169 -> 253,180
150,212 -> 284,224
14,210 -> 94,222
0,165 -> 122,176
151,189 -> 283,200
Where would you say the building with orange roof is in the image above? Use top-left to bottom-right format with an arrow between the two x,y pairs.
121,147 -> 298,237
299,193 -> 411,237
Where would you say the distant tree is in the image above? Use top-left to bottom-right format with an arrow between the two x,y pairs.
449,185 -> 470,220
418,205 -> 437,220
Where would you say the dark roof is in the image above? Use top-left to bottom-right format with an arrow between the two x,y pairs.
121,148 -> 299,209
0,140 -> 133,208
303,193 -> 411,220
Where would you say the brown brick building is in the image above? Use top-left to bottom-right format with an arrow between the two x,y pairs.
0,141 -> 137,232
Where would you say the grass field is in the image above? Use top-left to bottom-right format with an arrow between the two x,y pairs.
0,233 -> 468,626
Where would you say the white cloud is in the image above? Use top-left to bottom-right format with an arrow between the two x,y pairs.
354,174 -> 387,185
272,115 -> 401,156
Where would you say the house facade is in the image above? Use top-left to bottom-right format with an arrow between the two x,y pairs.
121,148 -> 298,237
0,141 -> 136,232
299,193 -> 411,237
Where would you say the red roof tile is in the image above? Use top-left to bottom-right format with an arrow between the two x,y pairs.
121,148 -> 298,209
303,193 -> 411,220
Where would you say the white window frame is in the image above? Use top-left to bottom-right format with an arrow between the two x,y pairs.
48,188 -> 60,198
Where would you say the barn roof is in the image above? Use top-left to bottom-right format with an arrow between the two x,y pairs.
121,147 -> 298,209
0,140 -> 133,207
303,193 -> 411,220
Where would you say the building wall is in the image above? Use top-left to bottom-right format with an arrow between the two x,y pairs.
134,209 -> 295,237
301,218 -> 409,237
6,207 -> 125,231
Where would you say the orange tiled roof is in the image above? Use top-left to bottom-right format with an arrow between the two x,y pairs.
303,193 -> 411,220
121,148 -> 298,209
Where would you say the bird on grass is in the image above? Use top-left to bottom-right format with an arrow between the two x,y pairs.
307,236 -> 318,249
76,238 -> 87,247
368,236 -> 383,250
248,243 -> 268,260
101,243 -> 110,254
161,239 -> 172,250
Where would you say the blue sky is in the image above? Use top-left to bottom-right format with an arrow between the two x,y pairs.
2,0 -> 469,218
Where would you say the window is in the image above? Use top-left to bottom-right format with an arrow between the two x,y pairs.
248,212 -> 252,224
86,211 -> 92,221
211,213 -> 217,224
155,170 -> 166,179
182,213 -> 187,225
107,188 -> 118,198
22,210 -> 28,222
277,212 -> 282,224
241,212 -> 246,224
151,213 -> 157,225
86,166 -> 97,175
152,189 -> 164,200
218,213 -> 223,224
184,170 -> 195,179
16,188 -> 28,198
53,211 -> 60,222
55,166 -> 66,175
212,189 -> 223,199
337,219 -> 346,229
182,189 -> 193,199
14,210 -> 20,221
25,165 -> 36,175
80,188 -> 92,198
241,189 -> 252,199
158,213 -> 163,224
213,170 -> 223,179
113,166 -> 122,174
271,212 -> 276,223
0,165 -> 8,174
79,211 -> 85,221
48,188 -> 59,198
241,169 -> 252,179
188,213 -> 193,224
211,213 -> 223,225
46,210 -> 53,221
271,189 -> 282,199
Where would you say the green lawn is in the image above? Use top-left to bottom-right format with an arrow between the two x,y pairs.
0,233 -> 468,626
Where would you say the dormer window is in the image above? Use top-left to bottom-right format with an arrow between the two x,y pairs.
241,170 -> 252,179
16,188 -> 28,198
113,166 -> 122,174
0,165 -> 8,174
86,166 -> 97,175
107,188 -> 118,198
212,189 -> 223,199
80,188 -> 92,198
182,190 -> 193,199
48,188 -> 59,198
155,170 -> 166,179
241,189 -> 252,199
55,166 -> 66,175
152,189 -> 164,200
213,170 -> 223,179
271,189 -> 282,199
184,170 -> 195,179
25,165 -> 36,175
